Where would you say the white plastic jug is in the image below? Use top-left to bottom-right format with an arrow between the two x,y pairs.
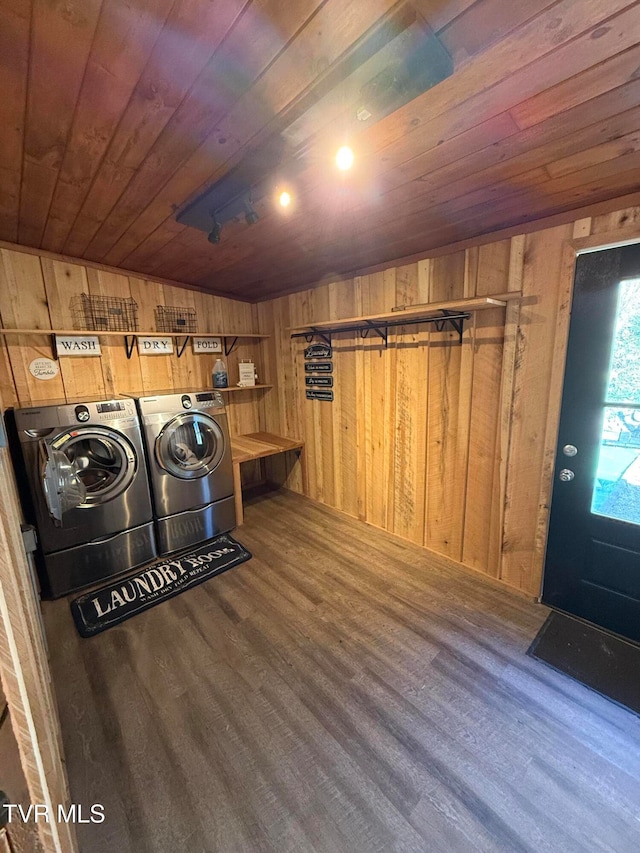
213,358 -> 228,388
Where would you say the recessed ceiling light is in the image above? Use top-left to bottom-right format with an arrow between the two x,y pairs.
336,145 -> 354,171
279,191 -> 292,208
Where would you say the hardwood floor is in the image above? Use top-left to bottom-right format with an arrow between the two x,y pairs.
42,491 -> 640,852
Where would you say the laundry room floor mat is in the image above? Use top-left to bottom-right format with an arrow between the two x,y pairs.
70,534 -> 252,638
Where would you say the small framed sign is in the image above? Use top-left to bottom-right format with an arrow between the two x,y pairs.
304,342 -> 332,359
137,336 -> 174,356
305,375 -> 333,387
192,336 -> 222,354
304,361 -> 332,373
29,357 -> 59,380
306,389 -> 334,402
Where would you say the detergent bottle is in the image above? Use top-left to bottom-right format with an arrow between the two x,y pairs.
212,358 -> 228,388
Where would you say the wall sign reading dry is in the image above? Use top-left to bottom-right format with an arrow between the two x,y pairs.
137,336 -> 174,355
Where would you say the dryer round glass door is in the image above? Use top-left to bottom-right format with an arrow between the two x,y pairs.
44,427 -> 137,510
155,412 -> 225,479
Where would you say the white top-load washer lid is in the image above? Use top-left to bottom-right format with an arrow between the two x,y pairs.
155,411 -> 226,479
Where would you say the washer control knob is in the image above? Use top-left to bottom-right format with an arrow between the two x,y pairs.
181,395 -> 192,409
75,405 -> 90,422
562,444 -> 578,457
559,469 -> 575,482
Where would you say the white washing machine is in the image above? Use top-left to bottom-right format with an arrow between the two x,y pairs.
12,397 -> 157,598
136,390 -> 236,555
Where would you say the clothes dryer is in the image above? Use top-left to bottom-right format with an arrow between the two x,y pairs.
136,390 -> 235,554
13,397 -> 156,598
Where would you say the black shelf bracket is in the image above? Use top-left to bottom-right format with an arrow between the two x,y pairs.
224,336 -> 239,356
175,335 -> 190,358
303,328 -> 332,346
440,311 -> 466,345
360,321 -> 388,346
291,310 -> 471,347
124,335 -> 137,360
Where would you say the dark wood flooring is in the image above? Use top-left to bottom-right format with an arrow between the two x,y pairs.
43,491 -> 640,852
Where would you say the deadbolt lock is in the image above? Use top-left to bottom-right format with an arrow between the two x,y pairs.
559,469 -> 575,482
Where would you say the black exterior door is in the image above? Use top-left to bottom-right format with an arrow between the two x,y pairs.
543,243 -> 640,642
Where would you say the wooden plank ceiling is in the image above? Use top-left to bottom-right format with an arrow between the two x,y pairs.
1,0 -> 640,301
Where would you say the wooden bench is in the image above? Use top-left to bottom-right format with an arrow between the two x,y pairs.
230,432 -> 305,525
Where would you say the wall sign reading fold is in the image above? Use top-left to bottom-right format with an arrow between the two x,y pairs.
192,336 -> 222,354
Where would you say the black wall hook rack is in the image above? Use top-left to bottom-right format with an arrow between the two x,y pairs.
292,310 -> 471,347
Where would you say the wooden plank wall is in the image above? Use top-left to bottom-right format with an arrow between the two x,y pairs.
257,204 -> 640,597
0,244 -> 268,437
0,382 -> 77,852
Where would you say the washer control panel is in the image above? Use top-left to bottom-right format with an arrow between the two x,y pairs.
194,391 -> 225,410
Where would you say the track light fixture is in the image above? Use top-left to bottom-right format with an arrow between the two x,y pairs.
207,217 -> 222,244
244,198 -> 260,225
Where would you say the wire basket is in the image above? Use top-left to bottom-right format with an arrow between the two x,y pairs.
154,305 -> 198,334
70,293 -> 139,332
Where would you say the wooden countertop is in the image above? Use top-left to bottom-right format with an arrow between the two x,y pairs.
231,432 -> 304,464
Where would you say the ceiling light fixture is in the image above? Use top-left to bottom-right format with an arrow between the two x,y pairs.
207,217 -> 222,244
279,191 -> 292,208
336,146 -> 354,171
244,198 -> 260,225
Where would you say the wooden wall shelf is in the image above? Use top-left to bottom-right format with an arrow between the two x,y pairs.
217,385 -> 273,393
0,329 -> 269,359
289,293 -> 520,346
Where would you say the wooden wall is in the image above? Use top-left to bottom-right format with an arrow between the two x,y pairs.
0,245 -> 268,444
257,204 -> 640,598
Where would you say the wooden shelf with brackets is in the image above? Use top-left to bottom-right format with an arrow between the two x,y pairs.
0,329 -> 270,359
289,293 -> 521,346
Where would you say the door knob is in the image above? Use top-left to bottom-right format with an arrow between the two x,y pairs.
559,469 -> 575,482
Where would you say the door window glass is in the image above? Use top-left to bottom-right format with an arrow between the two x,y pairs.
605,278 -> 640,404
49,429 -> 134,506
66,437 -> 123,494
167,420 -> 217,470
592,406 -> 640,523
156,413 -> 224,479
592,278 -> 640,523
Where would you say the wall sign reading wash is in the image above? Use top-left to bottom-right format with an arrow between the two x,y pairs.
55,335 -> 101,356
137,336 -> 174,355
